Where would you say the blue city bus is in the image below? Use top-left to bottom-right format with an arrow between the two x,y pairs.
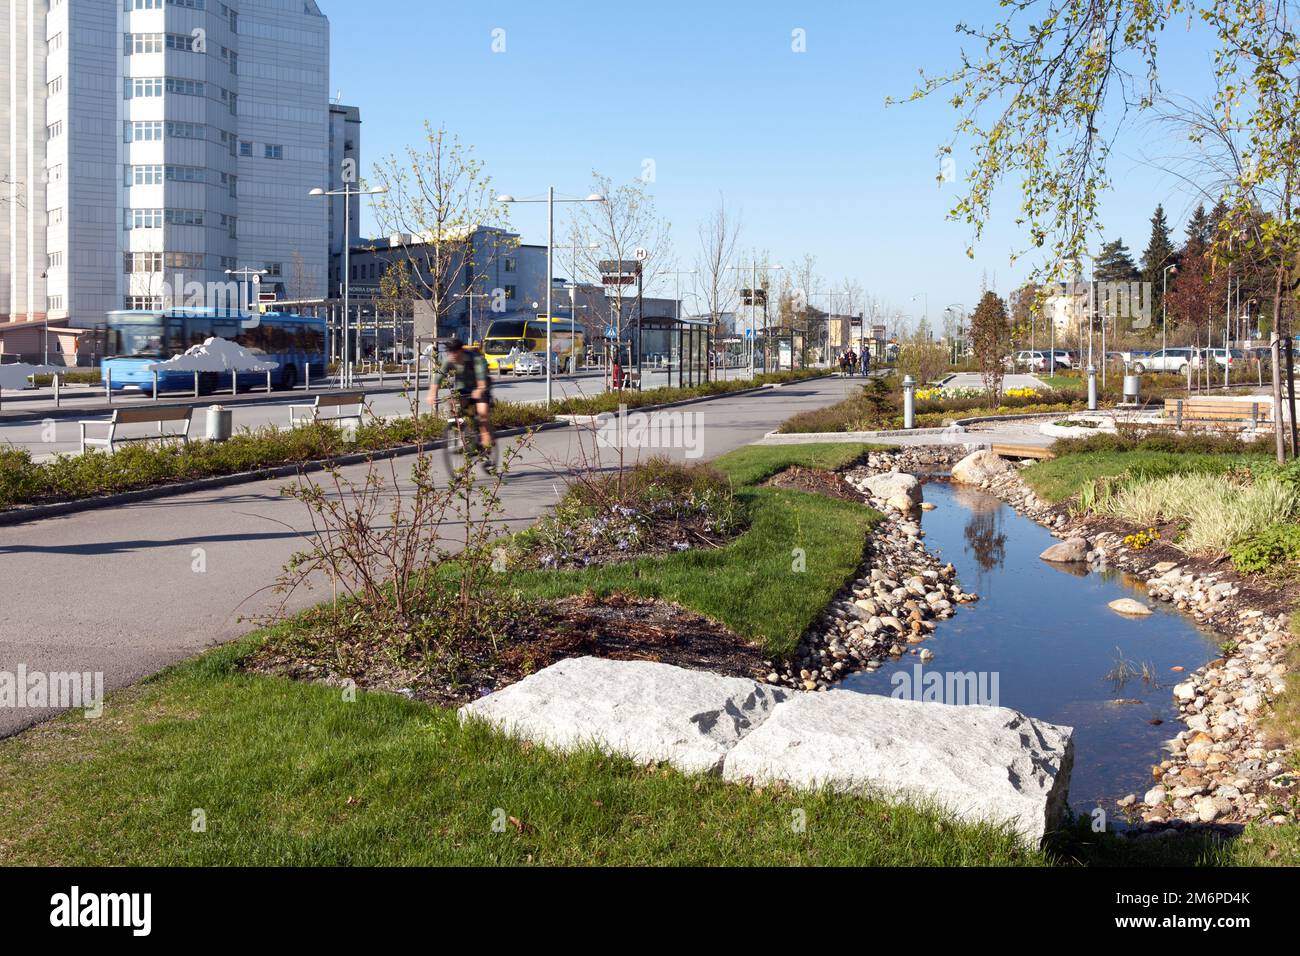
100,308 -> 327,392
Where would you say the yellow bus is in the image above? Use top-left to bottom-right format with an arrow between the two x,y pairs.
480,315 -> 585,373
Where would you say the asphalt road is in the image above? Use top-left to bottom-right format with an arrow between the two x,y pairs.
1,364 -> 762,458
0,374 -> 861,738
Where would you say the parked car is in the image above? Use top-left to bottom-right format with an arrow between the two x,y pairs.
1207,347 -> 1246,369
1129,347 -> 1203,374
511,350 -> 559,376
1012,350 -> 1051,371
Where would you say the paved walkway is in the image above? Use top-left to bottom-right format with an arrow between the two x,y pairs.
0,375 -> 860,738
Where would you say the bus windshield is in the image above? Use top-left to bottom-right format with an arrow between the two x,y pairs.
109,321 -> 168,358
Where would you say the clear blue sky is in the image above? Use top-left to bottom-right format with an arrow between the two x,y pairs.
325,0 -> 1220,328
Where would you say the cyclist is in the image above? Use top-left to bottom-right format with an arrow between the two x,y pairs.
427,337 -> 493,451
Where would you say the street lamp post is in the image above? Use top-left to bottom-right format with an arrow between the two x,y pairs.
453,291 -> 491,344
731,261 -> 782,374
308,182 -> 387,388
497,189 -> 606,405
1162,262 -> 1177,358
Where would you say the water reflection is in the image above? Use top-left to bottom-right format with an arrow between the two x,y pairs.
842,478 -> 1221,818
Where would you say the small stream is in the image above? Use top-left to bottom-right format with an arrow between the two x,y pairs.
840,479 -> 1222,817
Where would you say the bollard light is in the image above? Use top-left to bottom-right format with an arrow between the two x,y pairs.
903,375 -> 916,430
1087,364 -> 1097,411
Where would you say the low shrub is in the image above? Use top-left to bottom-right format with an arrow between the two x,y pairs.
553,367 -> 826,417
1097,473 -> 1300,555
508,457 -> 745,569
1229,523 -> 1300,575
1053,430 -> 1257,457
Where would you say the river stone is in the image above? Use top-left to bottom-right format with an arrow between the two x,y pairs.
861,471 -> 922,505
460,657 -> 786,775
951,449 -> 1015,485
721,691 -> 1074,847
1040,537 -> 1089,563
1108,598 -> 1153,617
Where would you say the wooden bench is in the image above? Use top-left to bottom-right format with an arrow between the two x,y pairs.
991,443 -> 1056,461
1163,398 -> 1273,428
80,405 -> 193,454
288,391 -> 366,428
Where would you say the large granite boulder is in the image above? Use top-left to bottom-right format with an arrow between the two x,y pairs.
860,471 -> 923,508
721,690 -> 1074,846
459,656 -> 786,775
1040,537 -> 1089,563
951,449 -> 1015,485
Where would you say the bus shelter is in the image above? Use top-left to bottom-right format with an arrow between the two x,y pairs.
638,315 -> 712,388
759,326 -> 807,371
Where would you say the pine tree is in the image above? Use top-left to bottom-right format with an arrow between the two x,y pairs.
1140,205 -> 1177,331
1093,237 -> 1140,282
1185,204 -> 1211,249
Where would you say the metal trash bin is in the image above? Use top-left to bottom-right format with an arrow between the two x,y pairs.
1122,374 -> 1141,404
206,404 -> 233,442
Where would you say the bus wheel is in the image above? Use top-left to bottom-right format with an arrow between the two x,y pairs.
281,364 -> 298,390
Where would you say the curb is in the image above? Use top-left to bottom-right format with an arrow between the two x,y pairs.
0,375 -> 836,525
0,420 -> 570,528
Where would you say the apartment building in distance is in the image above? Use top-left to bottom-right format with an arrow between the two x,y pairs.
2,0 -> 350,358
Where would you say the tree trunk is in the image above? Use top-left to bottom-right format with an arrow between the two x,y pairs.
1271,270 -> 1287,464
1286,332 -> 1298,458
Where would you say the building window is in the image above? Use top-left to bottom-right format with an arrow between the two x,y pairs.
125,296 -> 164,310
48,295 -> 64,311
124,1 -> 164,10
47,252 -> 64,269
125,252 -> 164,274
48,164 -> 64,182
125,120 -> 163,142
238,140 -> 252,157
166,0 -> 206,10
503,258 -> 517,273
125,207 -> 163,229
165,208 -> 204,226
46,76 -> 63,96
125,77 -> 163,98
124,33 -> 163,54
48,208 -> 64,225
228,174 -> 237,198
264,262 -> 282,277
504,285 -> 516,301
165,33 -> 199,52
46,121 -> 63,140
48,33 -> 63,53
126,164 -> 164,185
164,165 -> 205,182
166,121 -> 205,139
264,144 -> 283,160
165,78 -> 204,96
165,252 -> 203,270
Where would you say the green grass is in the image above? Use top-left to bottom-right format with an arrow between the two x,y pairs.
0,642 -> 1046,866
496,443 -> 885,658
1023,450 -> 1269,504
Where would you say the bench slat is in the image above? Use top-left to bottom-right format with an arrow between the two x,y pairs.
314,391 -> 365,407
109,406 -> 194,424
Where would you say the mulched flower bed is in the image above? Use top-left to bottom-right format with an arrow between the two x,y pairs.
243,592 -> 767,709
763,464 -> 863,502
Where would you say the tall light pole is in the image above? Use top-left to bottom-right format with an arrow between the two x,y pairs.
453,291 -> 491,344
730,260 -> 782,373
309,182 -> 387,388
497,190 -> 606,405
1162,262 -> 1177,357
944,303 -> 967,364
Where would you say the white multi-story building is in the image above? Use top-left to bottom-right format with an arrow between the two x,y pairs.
2,0 -> 338,342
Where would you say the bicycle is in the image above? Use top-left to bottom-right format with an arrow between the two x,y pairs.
441,392 -> 500,475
